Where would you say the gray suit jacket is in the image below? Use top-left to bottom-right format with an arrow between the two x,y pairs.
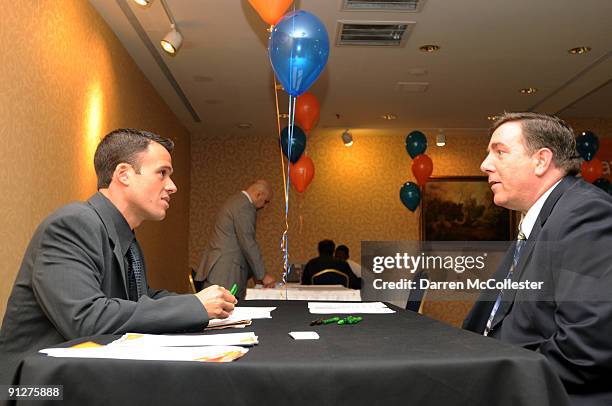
196,192 -> 266,298
463,177 -> 612,404
0,193 -> 207,384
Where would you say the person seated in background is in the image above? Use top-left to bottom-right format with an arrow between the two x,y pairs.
334,244 -> 362,279
301,240 -> 360,289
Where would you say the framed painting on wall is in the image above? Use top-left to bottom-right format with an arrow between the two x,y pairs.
421,177 -> 516,241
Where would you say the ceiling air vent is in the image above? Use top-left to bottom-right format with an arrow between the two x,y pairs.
336,21 -> 415,47
342,0 -> 426,12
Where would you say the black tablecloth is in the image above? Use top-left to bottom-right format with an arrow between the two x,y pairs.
13,301 -> 569,406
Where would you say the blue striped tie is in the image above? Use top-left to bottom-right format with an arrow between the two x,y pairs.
484,230 -> 527,336
126,242 -> 144,301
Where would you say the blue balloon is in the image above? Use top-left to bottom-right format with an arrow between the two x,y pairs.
406,131 -> 427,159
280,125 -> 306,163
269,10 -> 329,97
400,182 -> 421,212
576,131 -> 599,161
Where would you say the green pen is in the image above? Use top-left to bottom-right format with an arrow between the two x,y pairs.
229,283 -> 238,296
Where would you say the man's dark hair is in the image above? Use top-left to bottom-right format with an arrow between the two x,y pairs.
318,239 -> 336,256
94,128 -> 174,189
335,245 -> 349,258
491,112 -> 580,175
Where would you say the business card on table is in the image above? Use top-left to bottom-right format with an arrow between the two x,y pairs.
289,331 -> 320,340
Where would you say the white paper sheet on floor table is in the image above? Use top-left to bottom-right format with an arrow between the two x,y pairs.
308,302 -> 396,314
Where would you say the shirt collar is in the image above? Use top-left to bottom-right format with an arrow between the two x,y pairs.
521,179 -> 562,239
241,190 -> 253,204
93,192 -> 135,256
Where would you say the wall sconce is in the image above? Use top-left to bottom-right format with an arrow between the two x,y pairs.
436,129 -> 446,147
342,129 -> 353,147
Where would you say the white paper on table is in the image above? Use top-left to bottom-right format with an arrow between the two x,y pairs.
107,332 -> 259,347
40,345 -> 248,362
308,302 -> 396,314
289,331 -> 319,340
206,307 -> 276,329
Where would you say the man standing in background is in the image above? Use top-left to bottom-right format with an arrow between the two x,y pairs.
196,180 -> 276,299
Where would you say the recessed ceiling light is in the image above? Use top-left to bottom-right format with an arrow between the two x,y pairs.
487,115 -> 500,121
519,87 -> 537,94
132,0 -> 153,6
568,46 -> 591,55
419,44 -> 440,53
278,113 -> 289,119
237,123 -> 252,129
381,114 -> 397,120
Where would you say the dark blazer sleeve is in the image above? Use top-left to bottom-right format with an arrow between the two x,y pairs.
31,211 -> 208,338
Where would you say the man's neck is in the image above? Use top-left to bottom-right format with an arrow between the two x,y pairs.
99,188 -> 140,230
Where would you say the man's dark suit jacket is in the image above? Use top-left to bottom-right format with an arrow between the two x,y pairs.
301,255 -> 361,289
0,193 -> 207,384
463,176 -> 612,404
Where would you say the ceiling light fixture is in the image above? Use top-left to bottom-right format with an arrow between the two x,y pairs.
519,87 -> 537,94
342,129 -> 353,147
568,46 -> 591,55
161,24 -> 183,55
487,115 -> 500,121
151,0 -> 182,56
419,44 -> 440,52
436,129 -> 446,147
132,0 -> 154,6
381,114 -> 397,120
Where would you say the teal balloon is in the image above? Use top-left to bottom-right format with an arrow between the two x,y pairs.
400,182 -> 421,212
576,131 -> 599,161
405,131 -> 427,158
280,126 -> 306,163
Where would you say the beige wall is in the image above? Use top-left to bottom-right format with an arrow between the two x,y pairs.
0,1 -> 192,321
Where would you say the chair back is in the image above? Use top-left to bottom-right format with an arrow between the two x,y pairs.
406,271 -> 428,313
188,268 -> 203,293
311,269 -> 349,287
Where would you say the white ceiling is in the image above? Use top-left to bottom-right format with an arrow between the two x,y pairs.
89,0 -> 612,138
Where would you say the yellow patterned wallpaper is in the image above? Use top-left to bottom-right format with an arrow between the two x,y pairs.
0,1 -> 192,321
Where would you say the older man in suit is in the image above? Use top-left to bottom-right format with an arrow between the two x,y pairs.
196,180 -> 276,299
463,112 -> 612,405
0,129 -> 236,384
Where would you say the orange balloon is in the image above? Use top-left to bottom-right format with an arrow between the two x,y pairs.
290,155 -> 315,193
412,154 -> 433,186
581,157 -> 603,183
247,0 -> 293,26
295,92 -> 320,133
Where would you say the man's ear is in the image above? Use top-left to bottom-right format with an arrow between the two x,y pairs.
113,163 -> 133,186
534,148 -> 554,176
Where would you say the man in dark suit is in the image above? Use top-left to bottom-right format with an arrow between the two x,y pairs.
463,112 -> 612,404
301,240 -> 360,289
0,129 -> 236,384
196,180 -> 276,299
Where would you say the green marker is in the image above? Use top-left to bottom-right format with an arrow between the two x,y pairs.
230,283 -> 238,296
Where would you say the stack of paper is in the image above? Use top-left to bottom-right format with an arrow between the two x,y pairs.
308,302 -> 396,314
40,345 -> 248,362
109,332 -> 259,347
206,306 -> 276,330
